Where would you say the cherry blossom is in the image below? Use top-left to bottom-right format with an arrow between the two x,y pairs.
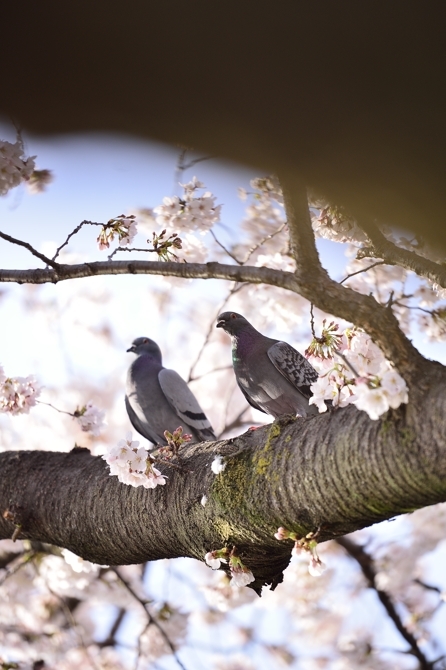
74,401 -> 106,436
153,177 -> 221,234
178,231 -> 208,263
311,203 -> 367,245
102,433 -> 166,489
0,374 -> 41,415
308,325 -> 409,420
205,549 -> 229,569
0,139 -> 36,196
228,554 -> 255,588
308,554 -> 327,577
1,161 -> 445,669
61,549 -> 103,573
211,455 -> 226,474
97,214 -> 138,250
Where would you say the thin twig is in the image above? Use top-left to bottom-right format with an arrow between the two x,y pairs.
334,351 -> 360,378
355,218 -> 446,290
112,567 -> 188,670
393,302 -> 435,315
174,149 -> 215,191
108,246 -> 159,261
46,584 -> 100,670
134,620 -> 151,670
180,155 -> 216,173
413,579 -> 443,595
310,303 -> 316,338
242,223 -> 287,264
210,230 -> 243,265
37,400 -> 75,417
0,550 -> 36,587
336,536 -> 432,670
189,364 -> 233,382
187,283 -> 244,382
52,220 -> 103,261
0,230 -> 60,269
98,607 -> 127,648
340,261 -> 386,284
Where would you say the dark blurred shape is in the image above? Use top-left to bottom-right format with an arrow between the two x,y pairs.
3,3 -> 446,249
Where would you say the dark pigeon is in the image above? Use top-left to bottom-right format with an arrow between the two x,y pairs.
216,312 -> 318,418
125,337 -> 216,446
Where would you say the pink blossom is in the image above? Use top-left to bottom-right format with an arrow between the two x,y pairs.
75,402 -> 105,436
229,565 -> 255,588
0,139 -> 36,196
143,465 -> 167,489
153,178 -> 221,234
308,555 -> 326,577
353,383 -> 390,420
274,527 -> 289,541
0,375 -> 41,415
205,550 -> 228,570
102,433 -> 166,489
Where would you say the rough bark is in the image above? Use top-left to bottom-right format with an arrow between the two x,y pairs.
1,365 -> 445,593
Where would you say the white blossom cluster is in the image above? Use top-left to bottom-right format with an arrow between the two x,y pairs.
154,176 -> 221,235
61,548 -> 104,574
342,250 -> 446,343
150,176 -> 221,264
308,329 -> 408,420
97,214 -> 138,250
74,401 -> 106,436
205,550 -> 255,588
200,571 -> 257,612
0,139 -> 36,196
311,203 -> 368,245
274,527 -> 327,577
0,365 -> 41,415
234,177 -> 288,263
102,432 -> 166,488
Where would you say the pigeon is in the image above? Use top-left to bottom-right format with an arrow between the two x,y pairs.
125,337 -> 216,446
216,312 -> 319,418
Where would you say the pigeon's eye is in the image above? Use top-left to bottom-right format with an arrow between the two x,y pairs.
143,338 -> 149,343
230,313 -> 237,319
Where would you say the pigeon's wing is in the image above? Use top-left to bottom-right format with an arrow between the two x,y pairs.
236,379 -> 267,414
125,395 -> 159,445
158,369 -> 216,440
267,341 -> 318,399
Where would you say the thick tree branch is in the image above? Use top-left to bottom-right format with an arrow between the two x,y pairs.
1,378 -> 445,592
279,173 -> 429,384
336,537 -> 431,670
355,219 -> 446,289
0,259 -> 287,287
0,205 -> 437,384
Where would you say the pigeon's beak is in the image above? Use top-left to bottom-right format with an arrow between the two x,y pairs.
126,345 -> 136,353
216,319 -> 225,329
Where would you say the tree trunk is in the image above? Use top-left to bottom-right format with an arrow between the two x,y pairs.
1,363 -> 445,593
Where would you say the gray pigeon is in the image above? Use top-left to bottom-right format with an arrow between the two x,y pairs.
216,312 -> 319,418
125,337 -> 216,446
